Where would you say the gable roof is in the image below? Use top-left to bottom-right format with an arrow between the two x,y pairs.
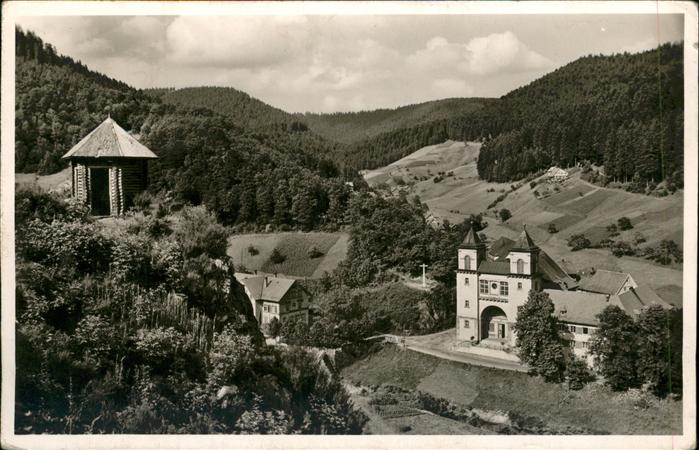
538,251 -> 579,290
489,236 -> 515,260
234,274 -> 296,303
618,286 -> 671,317
579,269 -> 630,295
547,289 -> 620,326
546,167 -> 568,177
62,117 -> 157,159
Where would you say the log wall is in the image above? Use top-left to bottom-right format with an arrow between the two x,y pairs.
68,157 -> 150,216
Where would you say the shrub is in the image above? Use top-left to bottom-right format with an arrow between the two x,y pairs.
18,220 -> 113,274
548,223 -> 558,234
568,234 -> 591,251
565,357 -> 595,390
610,240 -> 635,258
632,232 -> 646,244
529,181 -> 537,189
307,246 -> 323,258
499,208 -> 512,222
269,248 -> 286,265
617,217 -> 633,231
643,240 -> 682,265
247,245 -> 259,256
132,191 -> 153,214
173,206 -> 228,259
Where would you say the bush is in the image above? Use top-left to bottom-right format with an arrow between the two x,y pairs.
269,248 -> 286,265
566,358 -> 595,390
643,240 -> 682,265
617,217 -> 633,231
132,191 -> 153,214
247,245 -> 259,256
568,234 -> 591,251
499,208 -> 512,222
610,240 -> 635,258
529,181 -> 537,189
173,206 -> 228,259
17,220 -> 113,274
547,223 -> 558,234
307,246 -> 323,258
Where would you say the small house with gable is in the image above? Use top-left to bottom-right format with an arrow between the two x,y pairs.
62,117 -> 157,216
234,273 -> 311,334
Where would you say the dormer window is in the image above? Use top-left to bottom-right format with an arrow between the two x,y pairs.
517,259 -> 524,274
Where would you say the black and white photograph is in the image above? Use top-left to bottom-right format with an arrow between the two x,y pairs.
1,1 -> 696,449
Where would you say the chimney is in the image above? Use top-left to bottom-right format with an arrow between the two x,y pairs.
265,276 -> 271,287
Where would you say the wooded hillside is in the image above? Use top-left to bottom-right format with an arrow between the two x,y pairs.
15,27 -> 354,229
301,44 -> 683,187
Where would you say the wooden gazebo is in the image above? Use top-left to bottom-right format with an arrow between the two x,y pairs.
62,117 -> 157,216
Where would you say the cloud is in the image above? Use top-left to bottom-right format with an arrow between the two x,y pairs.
408,31 -> 553,76
164,16 -> 311,68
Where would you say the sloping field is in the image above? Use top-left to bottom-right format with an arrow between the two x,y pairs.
227,232 -> 348,278
364,140 -> 684,305
15,168 -> 71,192
342,345 -> 682,435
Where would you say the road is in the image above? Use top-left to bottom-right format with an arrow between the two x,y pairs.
367,331 -> 528,373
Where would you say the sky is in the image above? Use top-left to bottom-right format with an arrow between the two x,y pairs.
17,14 -> 683,113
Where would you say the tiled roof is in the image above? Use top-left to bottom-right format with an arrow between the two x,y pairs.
234,274 -> 296,303
546,289 -> 621,326
460,226 -> 484,248
618,285 -> 672,317
62,117 -> 157,159
579,269 -> 630,295
539,251 -> 579,290
477,260 -> 511,275
488,236 -> 515,260
558,259 -> 579,276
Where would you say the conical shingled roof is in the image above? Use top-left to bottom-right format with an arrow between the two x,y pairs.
459,225 -> 484,248
62,117 -> 157,159
511,225 -> 538,251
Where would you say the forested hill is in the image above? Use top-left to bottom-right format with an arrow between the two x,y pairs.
15,27 -> 354,229
336,44 -> 683,186
299,98 -> 494,144
475,43 -> 684,186
155,86 -> 307,131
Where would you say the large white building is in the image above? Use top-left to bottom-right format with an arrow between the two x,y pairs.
455,225 -> 671,358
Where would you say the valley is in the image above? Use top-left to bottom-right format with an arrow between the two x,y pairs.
364,140 -> 684,306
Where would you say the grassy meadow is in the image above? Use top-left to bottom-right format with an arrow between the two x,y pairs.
227,232 -> 349,278
342,345 -> 683,435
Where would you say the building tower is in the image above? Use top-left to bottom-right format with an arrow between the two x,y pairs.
455,224 -> 486,342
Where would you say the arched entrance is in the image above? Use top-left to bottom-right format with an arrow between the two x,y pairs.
480,305 -> 509,341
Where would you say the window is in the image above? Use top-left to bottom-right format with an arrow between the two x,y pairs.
582,327 -> 588,334
517,259 -> 524,274
464,255 -> 471,270
479,280 -> 489,294
559,324 -> 567,331
464,277 -> 469,286
464,300 -> 470,308
517,282 -> 523,290
581,341 -> 589,349
463,319 -> 470,328
500,281 -> 509,296
491,282 -> 498,293
568,325 -> 577,333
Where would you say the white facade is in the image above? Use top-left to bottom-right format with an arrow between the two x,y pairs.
456,230 -> 541,348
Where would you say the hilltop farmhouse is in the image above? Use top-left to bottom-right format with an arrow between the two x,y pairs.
62,117 -> 157,216
455,226 -> 670,361
234,273 -> 311,334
